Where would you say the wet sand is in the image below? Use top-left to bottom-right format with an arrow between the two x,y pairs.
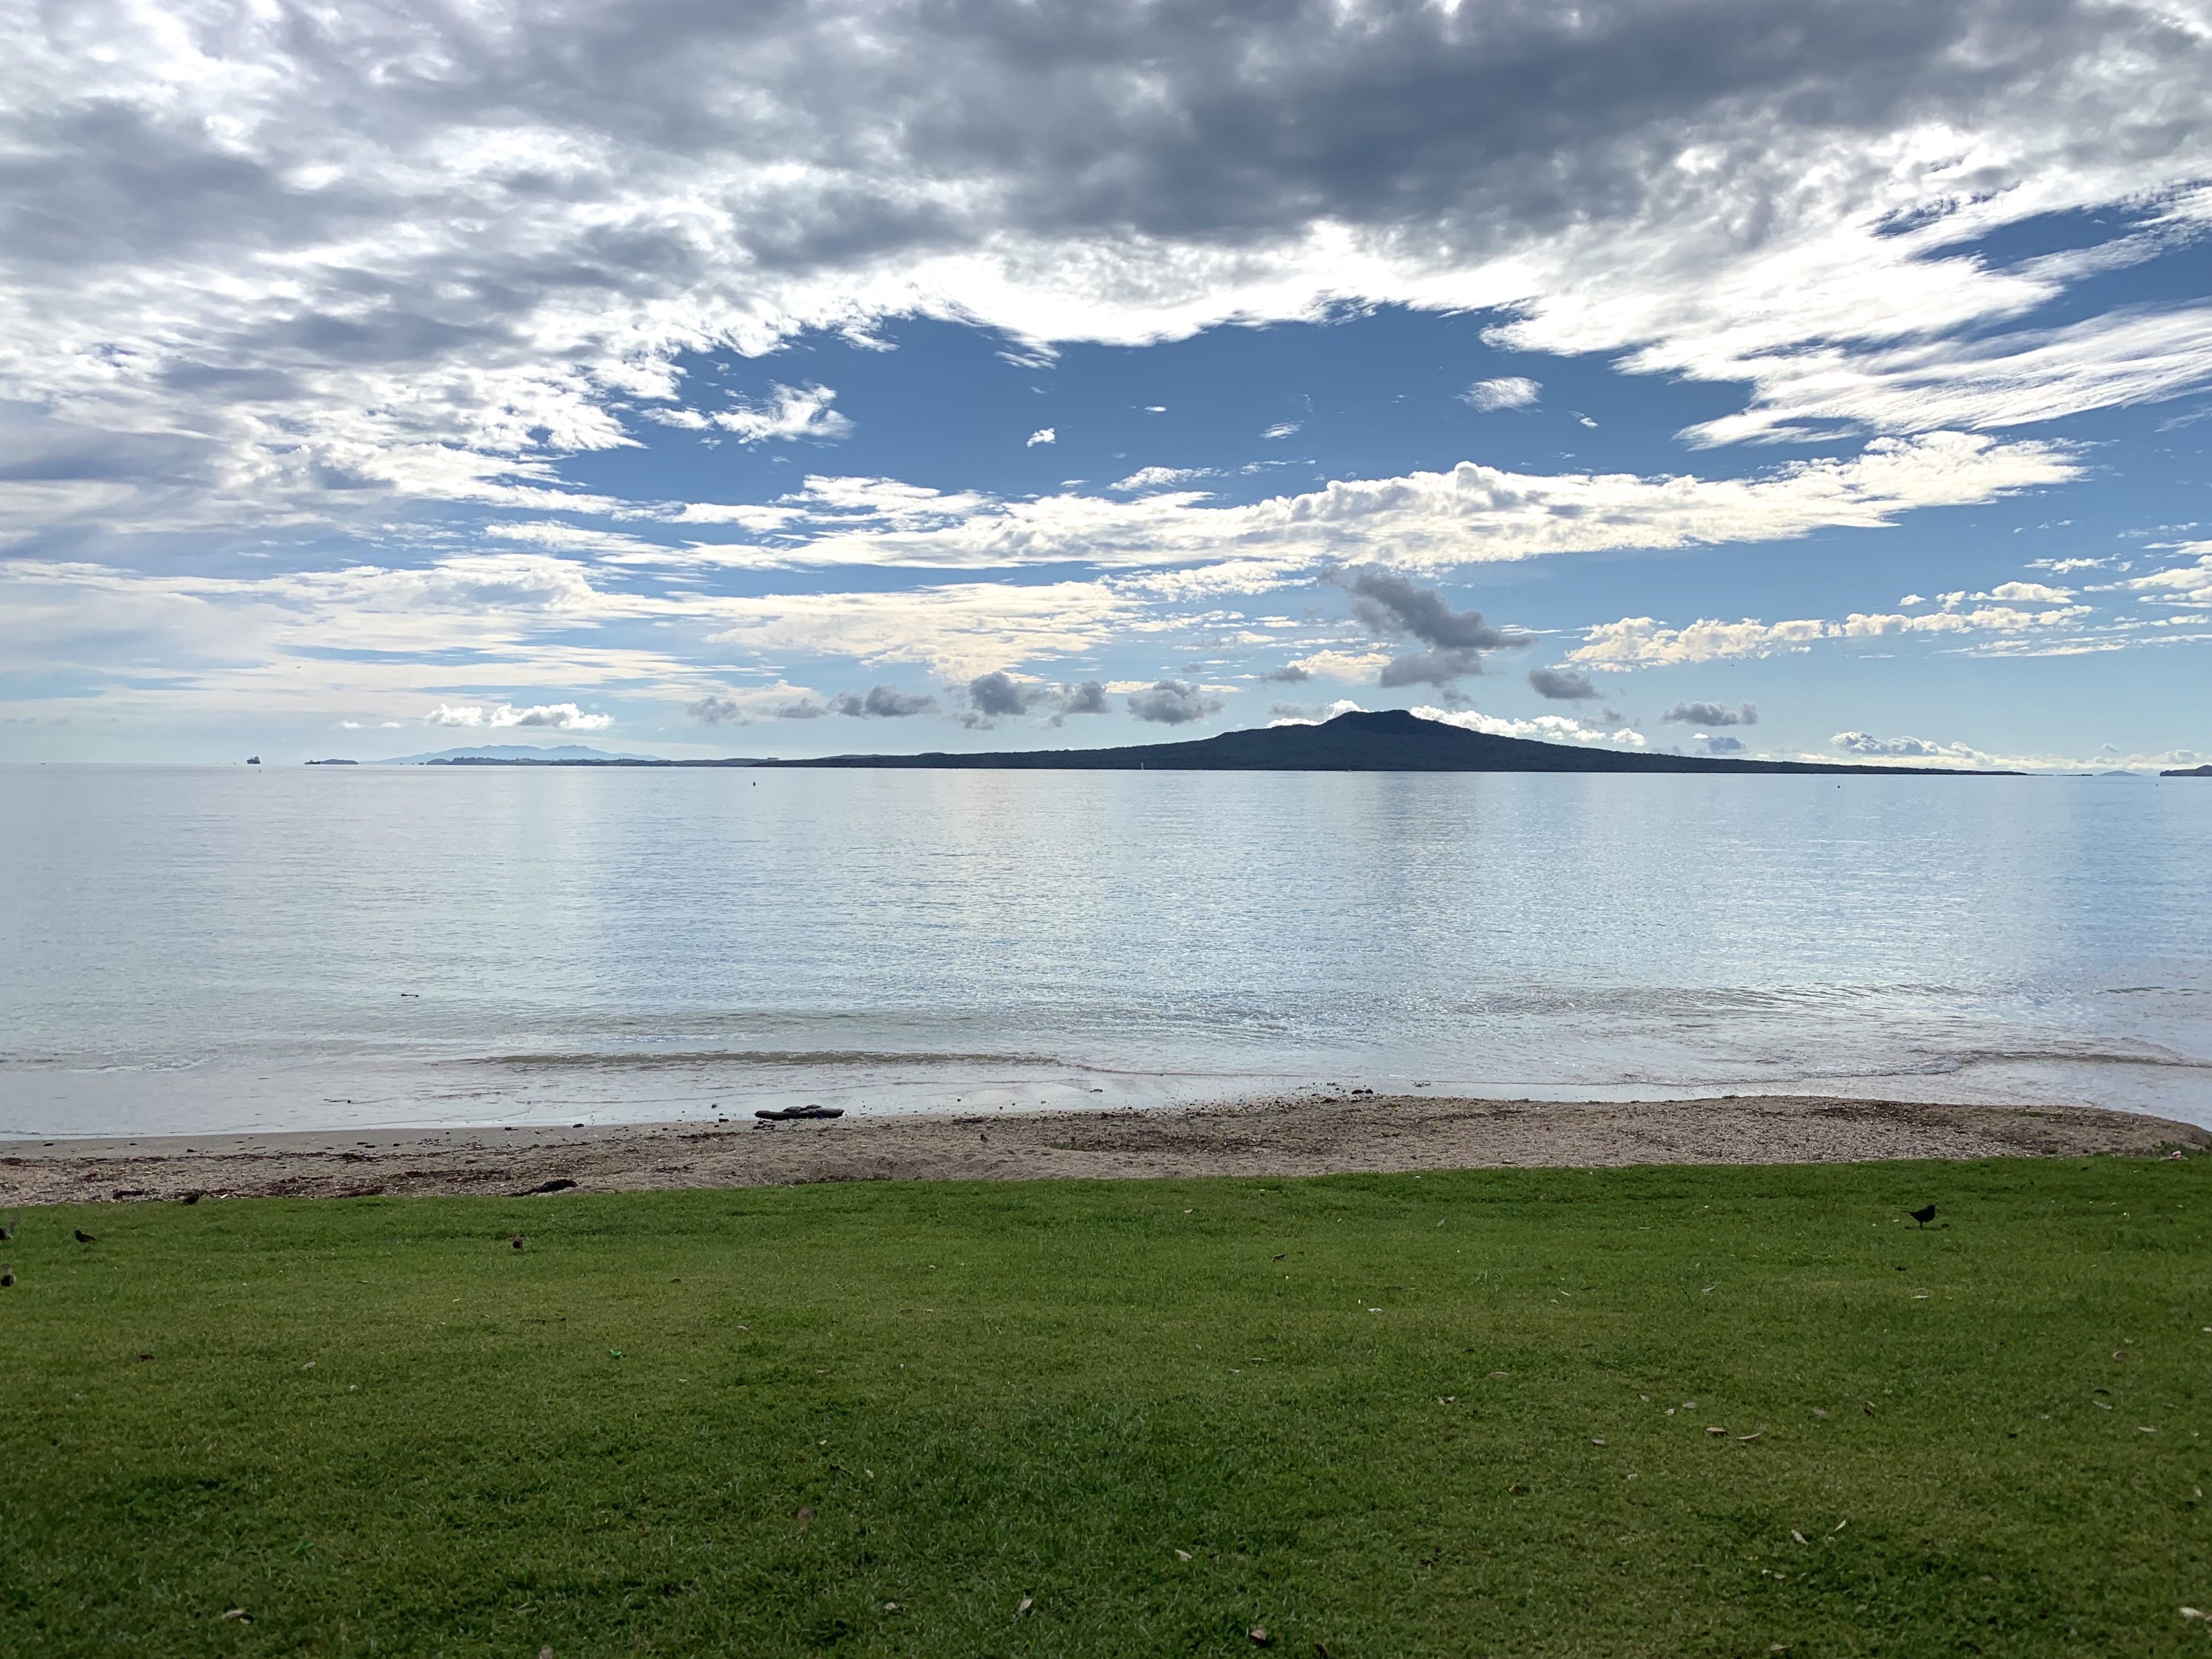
2,1092 -> 2202,1207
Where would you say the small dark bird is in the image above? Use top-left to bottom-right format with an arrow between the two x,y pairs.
180,1190 -> 204,1204
1910,1204 -> 1937,1228
1,1265 -> 14,1288
511,1235 -> 525,1251
74,1228 -> 97,1244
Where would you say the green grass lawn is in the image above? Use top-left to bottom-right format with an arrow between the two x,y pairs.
3,1157 -> 2208,1657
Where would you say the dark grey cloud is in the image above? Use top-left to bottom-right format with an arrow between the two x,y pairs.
832,684 -> 938,717
1261,663 -> 1313,683
1335,567 -> 1532,686
1528,666 -> 1601,701
965,670 -> 1042,718
686,694 -> 745,725
1662,700 -> 1758,727
1059,679 -> 1109,715
959,670 -> 1115,727
1698,733 -> 1747,754
956,669 -> 1049,727
1127,680 -> 1224,725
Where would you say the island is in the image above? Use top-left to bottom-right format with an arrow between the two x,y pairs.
2161,763 -> 2212,777
760,708 -> 2009,774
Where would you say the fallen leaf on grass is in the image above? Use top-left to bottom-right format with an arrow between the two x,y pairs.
2183,1607 -> 2208,1620
1738,1431 -> 1764,1442
540,1647 -> 554,1658
221,1608 -> 251,1623
1706,1427 -> 1728,1437
794,1507 -> 814,1530
1792,1531 -> 1809,1545
1176,1550 -> 1192,1561
1249,1625 -> 1271,1645
1017,1596 -> 1033,1616
1508,1483 -> 1530,1495
1810,1408 -> 1829,1419
1833,1520 -> 1848,1533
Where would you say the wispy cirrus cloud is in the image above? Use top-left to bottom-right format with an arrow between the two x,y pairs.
609,432 -> 2078,577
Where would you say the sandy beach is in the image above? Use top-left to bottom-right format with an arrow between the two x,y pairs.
2,1092 -> 2201,1207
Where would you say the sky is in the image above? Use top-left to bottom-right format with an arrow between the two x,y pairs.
3,0 -> 2211,769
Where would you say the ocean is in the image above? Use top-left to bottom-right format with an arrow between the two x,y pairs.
3,764 -> 2207,1137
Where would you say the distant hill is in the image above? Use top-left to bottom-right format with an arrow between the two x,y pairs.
760,709 -> 2012,775
372,743 -> 666,765
2161,763 -> 2212,777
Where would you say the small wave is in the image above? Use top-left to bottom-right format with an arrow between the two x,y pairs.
1940,1045 -> 2212,1072
471,1047 -> 1065,1071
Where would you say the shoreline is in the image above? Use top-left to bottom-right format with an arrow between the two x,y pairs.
3,1092 -> 2202,1207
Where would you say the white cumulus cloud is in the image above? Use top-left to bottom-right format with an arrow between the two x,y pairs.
427,702 -> 612,731
1460,377 -> 1541,411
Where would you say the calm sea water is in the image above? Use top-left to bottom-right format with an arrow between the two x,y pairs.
3,764 -> 2208,1137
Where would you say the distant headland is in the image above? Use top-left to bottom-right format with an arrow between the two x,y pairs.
2162,763 -> 2212,777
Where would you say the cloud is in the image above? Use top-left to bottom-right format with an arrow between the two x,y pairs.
649,382 -> 853,444
1460,377 -> 1540,411
1681,306 -> 2212,447
1831,731 -> 1979,760
685,682 -> 826,725
1112,465 -> 1212,493
0,0 -> 2206,562
686,694 -> 748,725
2118,546 -> 2212,606
1127,679 -> 1225,725
1572,595 -> 2094,666
1262,422 -> 1302,440
1336,567 -> 1532,685
1662,701 -> 1759,728
1695,733 -> 1746,754
427,701 -> 611,731
963,670 -> 1047,720
691,433 -> 2077,577
831,684 -> 938,718
1026,428 -> 1057,447
1268,698 -> 1367,725
1527,666 -> 1600,701
703,579 -> 1136,676
958,668 -> 1116,727
1261,663 -> 1313,683
1412,707 -> 1648,746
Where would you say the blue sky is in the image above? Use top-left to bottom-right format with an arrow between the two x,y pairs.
3,0 -> 2210,768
